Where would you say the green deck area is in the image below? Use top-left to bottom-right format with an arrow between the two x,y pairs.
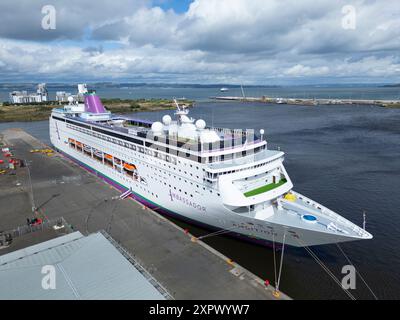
244,178 -> 287,197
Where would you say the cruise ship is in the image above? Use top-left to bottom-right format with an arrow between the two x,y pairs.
49,93 -> 373,247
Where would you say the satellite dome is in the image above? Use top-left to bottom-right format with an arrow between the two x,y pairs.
162,115 -> 172,125
195,119 -> 206,130
67,96 -> 74,103
151,121 -> 163,133
260,129 -> 265,135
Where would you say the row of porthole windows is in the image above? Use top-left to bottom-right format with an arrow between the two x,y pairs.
148,169 -> 221,197
150,175 -> 195,198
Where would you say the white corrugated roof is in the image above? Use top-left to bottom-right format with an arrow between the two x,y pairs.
0,232 -> 166,300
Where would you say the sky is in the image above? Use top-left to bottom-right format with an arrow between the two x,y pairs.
0,0 -> 399,85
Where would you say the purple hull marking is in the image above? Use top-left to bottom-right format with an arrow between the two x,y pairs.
55,147 -> 279,249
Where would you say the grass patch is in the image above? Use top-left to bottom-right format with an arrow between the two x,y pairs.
244,178 -> 287,197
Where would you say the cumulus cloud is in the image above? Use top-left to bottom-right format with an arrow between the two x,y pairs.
284,65 -> 330,77
0,0 -> 399,83
0,0 -> 148,41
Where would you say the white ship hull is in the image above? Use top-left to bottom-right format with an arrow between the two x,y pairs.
50,113 -> 372,247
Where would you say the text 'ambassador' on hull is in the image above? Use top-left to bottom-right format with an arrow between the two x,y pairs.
49,92 -> 373,247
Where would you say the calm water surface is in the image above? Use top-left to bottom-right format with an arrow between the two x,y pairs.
1,98 -> 399,300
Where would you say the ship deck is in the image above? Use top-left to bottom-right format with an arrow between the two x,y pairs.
55,110 -> 264,154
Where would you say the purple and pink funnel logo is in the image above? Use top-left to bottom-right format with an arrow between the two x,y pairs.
84,92 -> 107,114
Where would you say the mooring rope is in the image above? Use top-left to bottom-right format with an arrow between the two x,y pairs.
275,231 -> 287,292
335,243 -> 378,300
272,233 -> 278,288
196,225 -> 242,240
297,239 -> 357,300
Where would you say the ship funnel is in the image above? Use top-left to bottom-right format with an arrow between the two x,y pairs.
84,92 -> 107,114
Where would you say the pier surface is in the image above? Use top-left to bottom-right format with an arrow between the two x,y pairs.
0,128 -> 289,300
212,96 -> 400,107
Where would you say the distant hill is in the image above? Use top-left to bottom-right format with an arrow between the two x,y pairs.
382,83 -> 400,87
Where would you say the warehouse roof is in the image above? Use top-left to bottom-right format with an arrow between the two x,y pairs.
0,231 -> 169,300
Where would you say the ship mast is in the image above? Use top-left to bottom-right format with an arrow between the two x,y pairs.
174,98 -> 191,124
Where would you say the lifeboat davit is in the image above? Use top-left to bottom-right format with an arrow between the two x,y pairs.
93,150 -> 102,157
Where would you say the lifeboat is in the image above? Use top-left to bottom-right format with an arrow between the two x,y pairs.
83,145 -> 91,151
114,158 -> 121,165
123,163 -> 136,171
76,141 -> 83,147
105,154 -> 113,160
68,138 -> 75,143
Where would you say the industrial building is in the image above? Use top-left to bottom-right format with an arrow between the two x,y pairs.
0,231 -> 171,300
9,83 -> 48,104
55,91 -> 72,102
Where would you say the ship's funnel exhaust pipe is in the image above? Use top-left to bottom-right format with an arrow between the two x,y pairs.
84,92 -> 106,114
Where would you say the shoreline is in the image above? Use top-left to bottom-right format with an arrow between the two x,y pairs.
0,98 -> 194,123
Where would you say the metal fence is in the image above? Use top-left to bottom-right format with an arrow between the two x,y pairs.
100,230 -> 174,300
0,217 -> 73,240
